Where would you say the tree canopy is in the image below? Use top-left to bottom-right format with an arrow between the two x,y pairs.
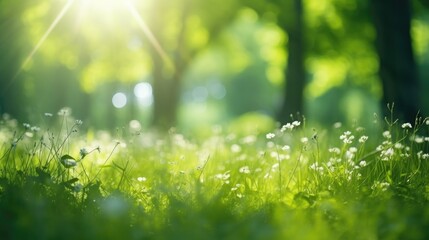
0,0 -> 428,130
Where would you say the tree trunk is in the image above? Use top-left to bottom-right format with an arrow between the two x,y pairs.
0,3 -> 28,120
371,0 -> 420,122
278,0 -> 305,123
151,57 -> 182,129
149,2 -> 189,130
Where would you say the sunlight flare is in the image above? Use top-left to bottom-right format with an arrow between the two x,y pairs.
12,0 -> 75,82
125,1 -> 174,71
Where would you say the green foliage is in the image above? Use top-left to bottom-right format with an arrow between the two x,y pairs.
1,110 -> 429,239
2,0 -> 429,127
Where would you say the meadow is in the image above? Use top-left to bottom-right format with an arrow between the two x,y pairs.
1,107 -> 429,240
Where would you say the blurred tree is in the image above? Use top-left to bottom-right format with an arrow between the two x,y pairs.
219,10 -> 284,117
371,0 -> 420,122
243,0 -> 306,123
0,1 -> 31,119
245,0 -> 387,125
419,0 -> 429,8
146,0 -> 241,129
303,0 -> 382,125
277,0 -> 305,122
3,0 -> 243,129
4,0 -> 427,128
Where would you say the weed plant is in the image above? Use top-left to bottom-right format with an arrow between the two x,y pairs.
1,107 -> 429,239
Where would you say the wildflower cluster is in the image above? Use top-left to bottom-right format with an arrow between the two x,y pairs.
2,108 -> 429,240
340,131 -> 355,144
280,121 -> 301,132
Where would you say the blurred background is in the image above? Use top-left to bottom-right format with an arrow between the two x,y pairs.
0,0 -> 428,132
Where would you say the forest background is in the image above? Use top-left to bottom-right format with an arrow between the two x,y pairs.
1,0 -> 428,132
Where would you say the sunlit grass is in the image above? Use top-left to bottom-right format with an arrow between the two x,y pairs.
1,108 -> 429,239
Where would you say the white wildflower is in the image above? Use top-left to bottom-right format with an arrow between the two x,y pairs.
281,123 -> 294,132
345,150 -> 355,160
340,131 -> 354,144
344,136 -> 355,144
80,148 -> 89,159
394,143 -> 403,149
271,163 -> 279,171
292,121 -> 301,127
329,157 -> 339,165
282,145 -> 291,151
384,148 -> 394,156
270,151 -> 279,159
137,177 -> 147,182
380,182 -> 390,191
58,107 -> 71,116
231,184 -> 241,191
266,133 -> 275,139
414,136 -> 424,143
264,173 -> 272,179
231,144 -> 242,153
31,126 -> 40,132
380,148 -> 394,161
372,181 -> 390,191
349,147 -> 358,153
215,171 -> 230,184
329,147 -> 341,154
239,166 -> 251,174
383,131 -> 391,139
359,135 -> 368,143
310,162 -> 324,173
401,123 -> 412,129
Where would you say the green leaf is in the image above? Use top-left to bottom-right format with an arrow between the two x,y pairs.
62,178 -> 80,190
60,154 -> 77,168
60,154 -> 76,161
63,178 -> 79,185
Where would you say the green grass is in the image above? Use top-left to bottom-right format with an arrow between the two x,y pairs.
1,109 -> 429,239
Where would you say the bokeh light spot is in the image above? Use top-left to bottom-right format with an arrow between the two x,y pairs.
192,86 -> 209,102
112,92 -> 127,108
208,81 -> 226,99
129,119 -> 141,130
134,82 -> 153,106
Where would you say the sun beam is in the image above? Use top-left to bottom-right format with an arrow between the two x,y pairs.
124,1 -> 174,72
76,0 -> 173,70
9,0 -> 75,85
8,0 -> 173,91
